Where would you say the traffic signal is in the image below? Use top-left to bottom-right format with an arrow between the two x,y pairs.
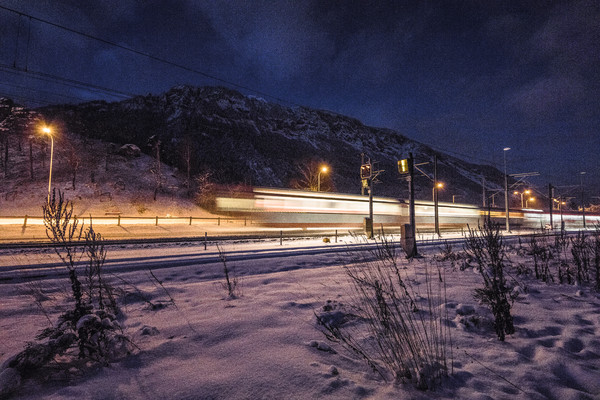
398,158 -> 409,174
360,164 -> 372,179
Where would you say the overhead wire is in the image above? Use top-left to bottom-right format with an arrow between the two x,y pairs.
0,80 -> 86,103
0,63 -> 133,101
0,4 -> 303,108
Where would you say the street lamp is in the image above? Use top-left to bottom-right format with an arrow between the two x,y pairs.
580,171 -> 586,228
317,166 -> 328,192
513,189 -> 531,208
525,197 -> 535,208
41,126 -> 54,202
432,182 -> 443,201
503,147 -> 510,232
433,182 -> 443,237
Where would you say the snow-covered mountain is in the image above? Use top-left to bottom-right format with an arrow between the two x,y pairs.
3,86 -> 506,205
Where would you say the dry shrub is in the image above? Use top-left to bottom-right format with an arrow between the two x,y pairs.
464,221 -> 515,341
316,236 -> 452,390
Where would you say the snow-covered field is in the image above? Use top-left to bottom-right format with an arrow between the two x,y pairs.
1,236 -> 600,399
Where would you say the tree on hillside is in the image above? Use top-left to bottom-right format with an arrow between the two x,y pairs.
291,160 -> 334,192
181,133 -> 194,195
195,170 -> 215,210
147,135 -> 163,200
66,143 -> 81,190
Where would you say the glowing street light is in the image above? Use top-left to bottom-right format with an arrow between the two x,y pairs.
433,181 -> 443,237
41,126 -> 54,202
513,189 -> 531,208
317,165 -> 328,192
432,182 -> 444,201
525,197 -> 535,208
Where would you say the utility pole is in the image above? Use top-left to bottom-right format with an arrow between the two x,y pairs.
503,147 -> 511,232
360,153 -> 365,196
360,155 -> 374,238
580,172 -> 586,228
407,153 -> 417,257
482,177 -> 486,208
548,184 -> 553,230
558,194 -> 565,233
434,155 -> 440,237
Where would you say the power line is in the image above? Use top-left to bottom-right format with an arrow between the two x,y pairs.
0,4 -> 303,108
0,78 -> 89,103
0,63 -> 133,101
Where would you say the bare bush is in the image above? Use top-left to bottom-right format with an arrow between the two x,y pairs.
527,233 -> 554,282
464,222 -> 515,341
217,244 -> 240,298
316,236 -> 452,390
592,226 -> 600,291
552,229 -> 573,284
571,231 -> 591,285
2,190 -> 133,393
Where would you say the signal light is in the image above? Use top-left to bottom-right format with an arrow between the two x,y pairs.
398,159 -> 409,174
360,164 -> 372,179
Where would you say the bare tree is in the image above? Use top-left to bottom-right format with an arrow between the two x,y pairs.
182,133 -> 193,194
195,170 -> 215,210
291,160 -> 333,192
67,146 -> 81,190
148,135 -> 162,200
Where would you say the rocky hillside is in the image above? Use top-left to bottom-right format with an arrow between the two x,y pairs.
1,86 -> 506,213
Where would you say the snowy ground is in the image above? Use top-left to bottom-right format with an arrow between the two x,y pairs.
1,236 -> 600,399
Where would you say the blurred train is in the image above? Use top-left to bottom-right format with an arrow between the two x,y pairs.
215,187 -> 600,231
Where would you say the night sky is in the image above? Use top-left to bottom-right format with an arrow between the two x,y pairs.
0,1 -> 598,196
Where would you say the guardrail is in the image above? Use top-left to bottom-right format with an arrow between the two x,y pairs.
0,215 -> 251,227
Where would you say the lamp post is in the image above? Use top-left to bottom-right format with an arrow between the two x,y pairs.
433,182 -> 443,237
503,147 -> 510,232
525,197 -> 535,208
513,189 -> 531,208
580,171 -> 586,228
317,166 -> 328,192
432,182 -> 444,201
41,126 -> 54,202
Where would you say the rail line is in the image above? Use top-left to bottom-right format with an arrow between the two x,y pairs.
0,230 -> 572,284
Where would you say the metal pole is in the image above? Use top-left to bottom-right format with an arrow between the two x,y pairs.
482,177 -> 486,208
548,184 -> 553,230
434,155 -> 440,237
361,153 -> 365,195
317,172 -> 321,192
368,178 -> 373,223
520,192 -> 524,208
560,196 -> 564,231
581,172 -> 586,228
47,135 -> 54,202
408,153 -> 417,257
503,147 -> 510,232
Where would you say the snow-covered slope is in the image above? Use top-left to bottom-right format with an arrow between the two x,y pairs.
1,86 -> 506,211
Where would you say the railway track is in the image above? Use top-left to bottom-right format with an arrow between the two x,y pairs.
0,230 -> 578,284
